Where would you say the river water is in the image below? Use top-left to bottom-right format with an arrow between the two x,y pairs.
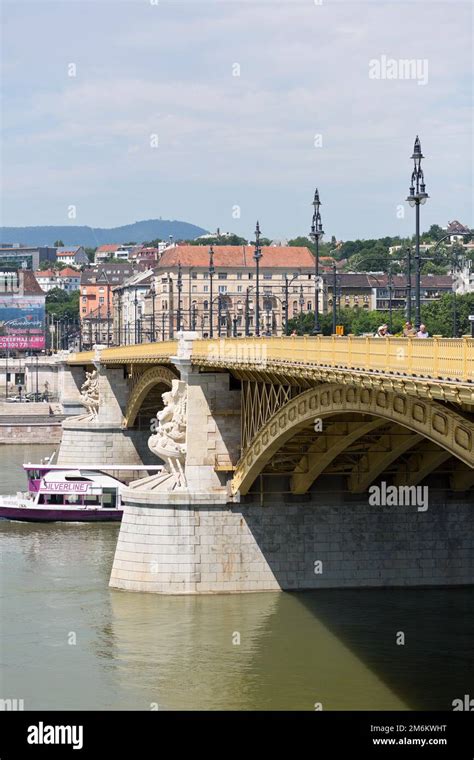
0,444 -> 472,711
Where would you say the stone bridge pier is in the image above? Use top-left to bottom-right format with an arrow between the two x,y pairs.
109,334 -> 277,593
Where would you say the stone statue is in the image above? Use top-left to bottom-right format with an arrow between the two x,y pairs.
148,379 -> 187,488
80,370 -> 99,420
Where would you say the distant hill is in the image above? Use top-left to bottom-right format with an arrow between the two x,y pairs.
0,219 -> 208,247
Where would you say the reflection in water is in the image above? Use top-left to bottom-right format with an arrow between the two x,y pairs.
0,445 -> 471,710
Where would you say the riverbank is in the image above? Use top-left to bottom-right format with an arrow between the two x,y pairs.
0,402 -> 64,444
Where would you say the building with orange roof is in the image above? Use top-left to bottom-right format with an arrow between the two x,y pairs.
35,268 -> 81,293
141,245 -> 319,339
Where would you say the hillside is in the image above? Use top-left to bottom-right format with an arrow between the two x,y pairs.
0,219 -> 208,247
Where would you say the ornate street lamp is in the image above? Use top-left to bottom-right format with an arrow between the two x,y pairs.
332,260 -> 338,335
406,136 -> 429,330
310,187 -> 324,334
254,221 -> 262,336
283,273 -> 300,335
134,287 -> 139,344
176,262 -> 182,332
149,280 -> 156,341
208,246 -> 215,338
245,287 -> 251,336
217,293 -> 223,338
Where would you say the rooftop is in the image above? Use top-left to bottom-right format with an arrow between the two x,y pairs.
158,245 -> 315,269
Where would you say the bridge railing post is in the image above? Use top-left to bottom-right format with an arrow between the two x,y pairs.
433,336 -> 440,378
462,335 -> 469,381
407,336 -> 413,373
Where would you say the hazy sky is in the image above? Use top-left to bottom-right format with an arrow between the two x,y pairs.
1,0 -> 472,240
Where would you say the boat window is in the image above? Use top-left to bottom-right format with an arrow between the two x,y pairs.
84,495 -> 100,506
38,494 -> 64,505
102,488 -> 117,508
65,494 -> 80,504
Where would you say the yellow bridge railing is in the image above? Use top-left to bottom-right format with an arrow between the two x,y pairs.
67,336 -> 474,382
191,335 -> 474,383
67,340 -> 178,365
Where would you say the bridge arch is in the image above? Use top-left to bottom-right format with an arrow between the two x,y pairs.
123,365 -> 178,428
232,383 -> 474,495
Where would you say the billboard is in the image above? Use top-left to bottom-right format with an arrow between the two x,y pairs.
0,295 -> 45,349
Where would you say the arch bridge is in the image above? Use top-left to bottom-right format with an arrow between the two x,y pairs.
66,334 -> 474,496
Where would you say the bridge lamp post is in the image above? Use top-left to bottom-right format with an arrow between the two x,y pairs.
406,135 -> 429,330
244,285 -> 254,336
117,291 -> 123,346
254,221 -> 262,336
106,300 -> 111,347
217,294 -> 223,338
310,188 -> 324,334
148,281 -> 156,342
263,296 -> 273,336
387,264 -> 394,333
404,246 -> 412,323
283,274 -> 300,335
133,288 -> 140,345
176,263 -> 183,333
208,246 -> 215,338
331,260 -> 338,335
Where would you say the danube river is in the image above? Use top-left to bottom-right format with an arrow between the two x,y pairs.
0,444 -> 472,711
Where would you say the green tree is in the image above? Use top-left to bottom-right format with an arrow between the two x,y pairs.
46,289 -> 80,321
421,293 -> 474,337
54,239 -> 64,247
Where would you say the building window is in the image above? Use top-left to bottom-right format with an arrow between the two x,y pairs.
203,285 -> 209,293
203,300 -> 209,310
248,273 -> 253,280
82,308 -> 86,314
192,286 -> 197,293
203,273 -> 209,279
263,273 -> 272,280
237,286 -> 242,293
237,273 -> 242,280
218,273 -> 227,280
191,272 -> 197,279
218,285 -> 227,294
307,302 -> 312,311
82,296 -> 86,303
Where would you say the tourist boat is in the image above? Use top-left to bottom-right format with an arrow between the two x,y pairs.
0,463 -> 163,523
